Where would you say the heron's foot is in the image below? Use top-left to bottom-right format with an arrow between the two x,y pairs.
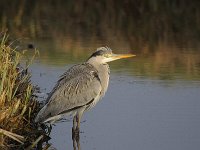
72,127 -> 80,141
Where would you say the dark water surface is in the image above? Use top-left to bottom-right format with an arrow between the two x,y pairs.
1,1 -> 200,149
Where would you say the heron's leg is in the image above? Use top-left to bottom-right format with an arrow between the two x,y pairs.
76,108 -> 84,131
77,138 -> 81,150
76,115 -> 80,132
73,115 -> 80,146
72,115 -> 77,140
73,116 -> 77,129
73,136 -> 77,150
72,114 -> 80,150
75,108 -> 85,143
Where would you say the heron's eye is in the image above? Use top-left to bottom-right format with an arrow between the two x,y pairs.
104,54 -> 110,58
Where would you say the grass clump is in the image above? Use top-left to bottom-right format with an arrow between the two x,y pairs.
0,34 -> 47,149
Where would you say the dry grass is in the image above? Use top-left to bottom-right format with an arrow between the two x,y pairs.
0,34 -> 48,149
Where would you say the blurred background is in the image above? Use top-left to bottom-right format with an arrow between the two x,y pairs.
1,1 -> 200,150
1,0 -> 200,80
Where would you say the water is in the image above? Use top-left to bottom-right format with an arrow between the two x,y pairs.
30,46 -> 200,150
25,16 -> 200,150
1,1 -> 200,149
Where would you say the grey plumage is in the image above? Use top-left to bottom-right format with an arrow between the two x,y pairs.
35,47 -> 135,131
35,63 -> 107,123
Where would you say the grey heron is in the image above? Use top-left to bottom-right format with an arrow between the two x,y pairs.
35,47 -> 135,135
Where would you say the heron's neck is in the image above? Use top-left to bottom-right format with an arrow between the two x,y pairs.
87,60 -> 110,96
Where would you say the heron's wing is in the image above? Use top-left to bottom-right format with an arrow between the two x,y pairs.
38,63 -> 102,122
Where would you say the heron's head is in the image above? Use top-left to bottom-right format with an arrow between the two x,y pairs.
87,47 -> 136,64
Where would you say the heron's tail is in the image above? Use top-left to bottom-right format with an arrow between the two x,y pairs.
34,105 -> 47,123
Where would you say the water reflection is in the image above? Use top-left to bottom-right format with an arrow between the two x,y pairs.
72,133 -> 80,150
1,1 -> 200,150
21,38 -> 200,81
30,61 -> 200,150
1,0 -> 200,81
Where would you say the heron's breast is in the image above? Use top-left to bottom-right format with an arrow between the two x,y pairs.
98,65 -> 110,96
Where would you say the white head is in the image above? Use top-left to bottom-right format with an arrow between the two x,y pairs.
87,47 -> 135,65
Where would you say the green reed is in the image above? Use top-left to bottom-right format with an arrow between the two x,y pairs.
0,34 -> 47,149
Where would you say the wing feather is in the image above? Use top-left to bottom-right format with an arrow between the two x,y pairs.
37,63 -> 102,122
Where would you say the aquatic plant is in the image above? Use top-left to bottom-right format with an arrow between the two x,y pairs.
0,34 -> 47,149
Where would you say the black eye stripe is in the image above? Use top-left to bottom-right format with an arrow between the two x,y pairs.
88,47 -> 112,59
90,50 -> 104,57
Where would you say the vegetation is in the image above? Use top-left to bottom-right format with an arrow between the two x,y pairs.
1,0 -> 200,42
0,0 -> 200,80
0,34 -> 47,149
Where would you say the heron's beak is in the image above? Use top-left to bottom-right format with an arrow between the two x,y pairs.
112,53 -> 136,60
103,53 -> 136,63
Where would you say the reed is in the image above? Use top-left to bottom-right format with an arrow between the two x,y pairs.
0,34 -> 47,149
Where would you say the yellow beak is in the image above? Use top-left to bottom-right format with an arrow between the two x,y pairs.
102,53 -> 136,63
112,54 -> 136,59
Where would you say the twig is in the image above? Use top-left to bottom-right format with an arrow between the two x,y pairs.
0,128 -> 24,144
